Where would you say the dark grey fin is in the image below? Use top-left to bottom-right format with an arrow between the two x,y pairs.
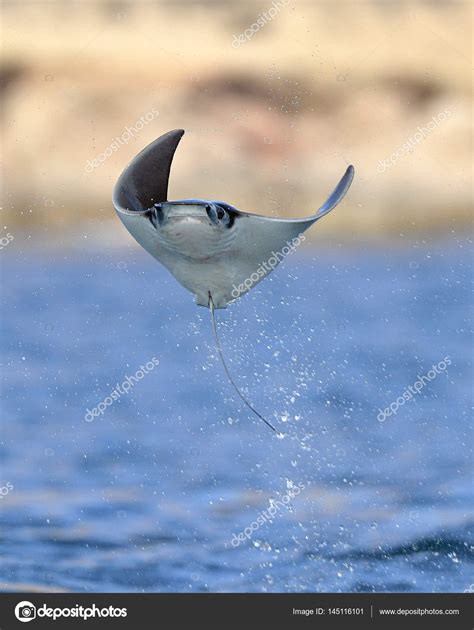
113,129 -> 185,214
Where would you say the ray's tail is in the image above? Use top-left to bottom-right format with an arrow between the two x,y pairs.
209,296 -> 276,432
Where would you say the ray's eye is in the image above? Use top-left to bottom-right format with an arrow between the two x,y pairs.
206,203 -> 229,225
205,204 -> 217,223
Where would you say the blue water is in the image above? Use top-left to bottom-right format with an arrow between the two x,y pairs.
0,237 -> 472,592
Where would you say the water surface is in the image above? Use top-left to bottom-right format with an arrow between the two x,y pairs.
0,238 -> 472,592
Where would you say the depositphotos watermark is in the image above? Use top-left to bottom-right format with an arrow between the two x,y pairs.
14,601 -> 127,623
231,233 -> 305,299
232,0 -> 291,48
377,109 -> 451,173
85,107 -> 159,173
377,356 -> 451,422
0,232 -> 14,250
0,481 -> 13,500
85,358 -> 159,422
231,481 -> 305,547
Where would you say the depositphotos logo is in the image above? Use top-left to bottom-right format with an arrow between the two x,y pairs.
14,601 -> 127,622
15,602 -> 36,622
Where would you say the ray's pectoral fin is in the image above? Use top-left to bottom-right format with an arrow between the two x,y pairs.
226,165 -> 355,302
310,164 -> 355,223
249,164 -> 354,244
113,129 -> 185,213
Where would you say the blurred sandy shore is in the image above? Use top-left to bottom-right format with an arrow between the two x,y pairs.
0,0 -> 472,241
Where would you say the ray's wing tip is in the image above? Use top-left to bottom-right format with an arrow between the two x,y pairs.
163,128 -> 185,142
345,164 -> 355,182
146,128 -> 185,150
338,163 -> 355,194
